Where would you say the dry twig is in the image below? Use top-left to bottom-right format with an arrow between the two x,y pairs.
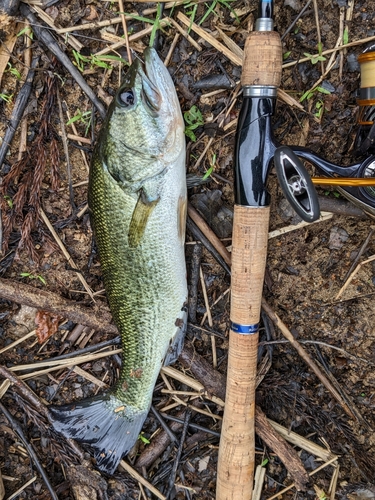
0,277 -> 116,333
119,460 -> 166,500
335,253 -> 375,300
118,0 -> 132,64
177,12 -> 242,66
261,299 -> 366,425
0,402 -> 59,500
0,56 -> 38,169
311,0 -> 324,74
266,456 -> 339,500
188,204 -> 231,266
199,266 -> 213,327
6,477 -> 37,500
342,226 -> 375,282
283,34 -> 375,69
19,4 -> 106,118
178,346 -> 310,491
166,17 -> 202,52
39,209 -> 94,300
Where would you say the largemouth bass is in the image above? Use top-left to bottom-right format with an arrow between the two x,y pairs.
49,47 -> 188,474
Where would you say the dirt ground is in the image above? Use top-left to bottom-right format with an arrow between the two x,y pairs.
1,0 -> 375,498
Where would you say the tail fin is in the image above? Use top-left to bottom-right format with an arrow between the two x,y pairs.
49,394 -> 147,474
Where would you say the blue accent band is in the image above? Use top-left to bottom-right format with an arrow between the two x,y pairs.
231,322 -> 259,334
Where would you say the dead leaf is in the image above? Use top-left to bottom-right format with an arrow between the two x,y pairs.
35,310 -> 63,343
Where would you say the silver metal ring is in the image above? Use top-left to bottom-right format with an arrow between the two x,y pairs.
255,18 -> 274,31
359,87 -> 375,101
243,85 -> 277,98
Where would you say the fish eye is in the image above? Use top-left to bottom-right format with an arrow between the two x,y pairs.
118,89 -> 135,107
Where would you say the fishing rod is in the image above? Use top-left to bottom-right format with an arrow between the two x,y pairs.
216,1 -> 375,498
217,3 -> 287,498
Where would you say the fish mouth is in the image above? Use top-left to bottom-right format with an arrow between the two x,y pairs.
143,47 -> 164,89
120,47 -> 179,118
142,47 -> 178,112
141,48 -> 166,113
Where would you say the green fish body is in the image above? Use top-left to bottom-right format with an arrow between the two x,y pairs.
49,48 -> 187,473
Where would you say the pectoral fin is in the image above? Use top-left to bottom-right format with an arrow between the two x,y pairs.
178,195 -> 187,244
128,193 -> 159,247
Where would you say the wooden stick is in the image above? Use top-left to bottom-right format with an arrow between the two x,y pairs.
6,477 -> 37,500
56,16 -> 127,33
95,19 -> 170,56
31,5 -> 83,51
164,33 -> 180,67
187,204 -> 231,266
0,379 -> 10,399
39,209 -> 94,300
0,26 -> 16,85
166,17 -> 202,52
311,0 -> 324,74
199,267 -> 213,327
0,329 -> 36,355
161,366 -> 224,407
342,226 -> 375,282
267,212 -> 332,239
119,460 -> 166,500
267,419 -> 335,462
261,299 -> 359,421
177,12 -> 242,66
282,34 -> 375,69
335,253 -> 375,300
143,0 -> 191,15
328,462 -> 340,499
118,0 -> 132,64
0,277 -> 117,334
72,366 -> 108,388
66,133 -> 92,145
266,456 -> 339,500
252,465 -> 266,500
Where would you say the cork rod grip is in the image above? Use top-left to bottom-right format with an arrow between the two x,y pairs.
241,31 -> 283,87
358,52 -> 375,91
216,205 -> 270,500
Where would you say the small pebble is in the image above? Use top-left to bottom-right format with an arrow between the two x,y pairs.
10,305 -> 38,337
277,198 -> 303,224
92,360 -> 104,372
284,0 -> 301,11
74,388 -> 84,399
320,80 -> 335,93
328,226 -> 349,249
40,436 -> 49,448
347,53 -> 360,72
285,266 -> 300,275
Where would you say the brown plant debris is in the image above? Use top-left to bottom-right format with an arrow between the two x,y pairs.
1,73 -> 60,262
35,310 -> 63,344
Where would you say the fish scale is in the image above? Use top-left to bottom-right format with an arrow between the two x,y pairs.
49,47 -> 187,474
